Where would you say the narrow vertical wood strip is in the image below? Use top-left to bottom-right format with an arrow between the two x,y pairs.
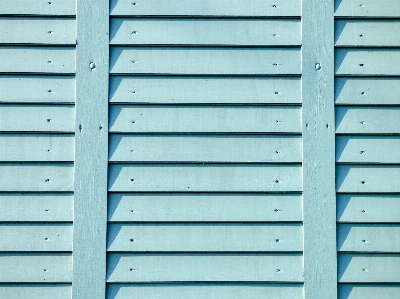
302,1 -> 337,299
73,0 -> 109,298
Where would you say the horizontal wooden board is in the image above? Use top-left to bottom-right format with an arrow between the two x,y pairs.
338,224 -> 400,252
0,164 -> 74,192
337,166 -> 400,193
110,0 -> 301,17
336,107 -> 400,134
107,254 -> 303,282
0,47 -> 75,73
0,18 -> 75,45
107,284 -> 304,299
339,284 -> 400,299
107,224 -> 303,252
336,136 -> 400,163
0,105 -> 74,132
110,48 -> 301,75
0,76 -> 75,103
109,77 -> 301,104
335,78 -> 400,105
335,49 -> 400,75
0,194 -> 73,222
0,134 -> 74,161
109,106 -> 302,133
0,224 -> 72,251
108,194 -> 303,222
335,21 -> 400,47
109,135 -> 302,162
0,284 -> 71,299
337,195 -> 400,223
0,253 -> 71,282
110,19 -> 301,46
338,254 -> 400,283
108,165 -> 302,192
0,0 -> 75,15
335,0 -> 400,17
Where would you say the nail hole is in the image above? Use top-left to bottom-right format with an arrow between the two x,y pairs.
359,34 -> 363,37
45,179 -> 51,182
362,240 -> 367,243
360,151 -> 365,154
315,63 -> 321,70
131,31 -> 137,34
362,210 -> 366,213
363,268 -> 368,272
306,123 -> 309,128
274,209 -> 281,212
274,91 -> 279,95
272,4 -> 277,8
132,60 -> 137,63
48,31 -> 53,34
130,178 -> 135,182
275,180 -> 279,183
132,2 -> 136,5
273,34 -> 278,37
360,121 -> 366,125
44,269 -> 48,272
276,239 -> 280,242
132,91 -> 136,94
130,239 -> 135,242
359,64 -> 364,67
130,268 -> 135,271
47,119 -> 52,122
275,151 -> 280,154
277,269 -> 281,272
44,237 -> 49,241
48,1 -> 53,4
48,90 -> 52,93
47,149 -> 51,152
360,4 -> 364,7
89,62 -> 96,69
276,120 -> 281,123
47,61 -> 52,64
361,91 -> 365,95
130,210 -> 135,213
132,120 -> 136,124
326,124 -> 329,128
45,209 -> 49,212
131,149 -> 135,153
361,181 -> 366,184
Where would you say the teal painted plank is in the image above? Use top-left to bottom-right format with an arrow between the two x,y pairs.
335,0 -> 400,17
0,164 -> 74,191
107,224 -> 303,252
108,194 -> 303,222
107,284 -> 303,299
337,166 -> 400,193
110,0 -> 301,16
0,285 -> 71,299
0,194 -> 73,222
0,253 -> 72,282
338,225 -> 400,252
0,224 -> 72,251
109,77 -> 301,104
109,135 -> 302,162
336,107 -> 400,134
338,254 -> 400,283
0,76 -> 75,103
109,106 -> 301,133
336,136 -> 400,163
0,134 -> 74,161
107,254 -> 303,282
0,0 -> 76,15
0,47 -> 75,73
110,19 -> 301,46
110,48 -> 301,75
337,195 -> 400,223
0,18 -> 76,45
339,284 -> 400,299
335,78 -> 400,105
108,165 -> 302,192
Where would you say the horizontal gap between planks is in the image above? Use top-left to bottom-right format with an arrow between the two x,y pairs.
334,17 -> 400,20
107,221 -> 304,224
105,282 -> 305,285
106,251 -> 304,254
107,191 -> 303,195
109,73 -> 302,77
336,192 -> 400,195
109,16 -> 301,20
0,15 -> 76,18
108,103 -> 302,106
110,44 -> 302,48
108,162 -> 303,165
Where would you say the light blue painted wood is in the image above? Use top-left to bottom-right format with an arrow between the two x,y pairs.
108,194 -> 303,222
107,254 -> 303,282
339,284 -> 400,299
0,0 -> 76,15
0,284 -> 71,299
335,0 -> 400,17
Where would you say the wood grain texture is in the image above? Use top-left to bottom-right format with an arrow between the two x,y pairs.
338,284 -> 400,299
335,0 -> 400,17
0,0 -> 76,15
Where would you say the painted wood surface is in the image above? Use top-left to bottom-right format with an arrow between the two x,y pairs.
338,254 -> 400,283
0,164 -> 74,191
338,284 -> 400,299
0,194 -> 73,222
0,18 -> 76,45
0,224 -> 72,251
0,0 -> 76,15
109,77 -> 301,104
109,106 -> 301,133
335,0 -> 400,17
109,135 -> 302,162
0,47 -> 75,74
0,285 -> 71,299
0,253 -> 72,282
110,0 -> 301,16
107,254 -> 303,282
110,48 -> 301,75
108,194 -> 303,222
108,165 -> 302,192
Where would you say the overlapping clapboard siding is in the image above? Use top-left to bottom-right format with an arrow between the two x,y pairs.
107,1 -> 303,298
0,2 -> 75,298
335,1 -> 400,298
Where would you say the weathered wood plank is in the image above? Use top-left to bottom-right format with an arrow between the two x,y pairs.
0,0 -> 76,15
0,194 -> 73,222
110,48 -> 301,75
107,254 -> 303,282
110,0 -> 301,17
335,0 -> 400,17
109,77 -> 301,104
0,105 -> 74,132
108,165 -> 302,192
339,284 -> 400,299
338,254 -> 400,283
110,19 -> 300,46
336,107 -> 400,134
107,224 -> 303,252
0,224 -> 72,251
0,285 -> 71,299
0,253 -> 72,282
337,195 -> 400,223
0,164 -> 74,192
336,166 -> 400,193
0,134 -> 74,161
0,18 -> 76,45
338,224 -> 400,252
109,135 -> 302,162
108,194 -> 303,222
109,106 -> 301,133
